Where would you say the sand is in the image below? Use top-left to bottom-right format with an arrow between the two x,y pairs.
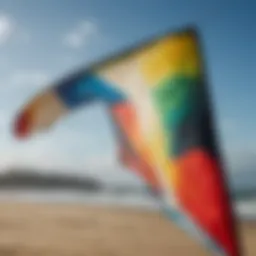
0,202 -> 252,256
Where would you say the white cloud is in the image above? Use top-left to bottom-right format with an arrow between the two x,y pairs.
0,13 -> 31,47
0,14 -> 15,45
63,20 -> 98,49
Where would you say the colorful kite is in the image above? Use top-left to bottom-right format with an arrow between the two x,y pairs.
13,27 -> 241,255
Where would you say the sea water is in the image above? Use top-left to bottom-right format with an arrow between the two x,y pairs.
0,189 -> 159,209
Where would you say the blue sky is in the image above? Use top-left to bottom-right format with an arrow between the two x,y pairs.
0,0 -> 254,184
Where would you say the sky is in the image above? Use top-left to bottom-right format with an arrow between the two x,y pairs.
0,0 -> 254,184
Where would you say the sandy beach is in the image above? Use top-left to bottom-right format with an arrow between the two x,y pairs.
0,202 -> 252,256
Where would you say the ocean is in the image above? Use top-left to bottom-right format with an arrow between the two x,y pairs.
0,189 -> 255,220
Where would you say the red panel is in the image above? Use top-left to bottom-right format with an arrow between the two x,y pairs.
176,148 -> 240,256
13,111 -> 31,139
119,142 -> 160,193
111,102 -> 160,192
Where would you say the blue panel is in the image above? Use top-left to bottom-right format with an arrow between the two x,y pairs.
54,74 -> 126,108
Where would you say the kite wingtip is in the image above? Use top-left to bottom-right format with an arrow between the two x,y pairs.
13,112 -> 31,139
182,25 -> 201,38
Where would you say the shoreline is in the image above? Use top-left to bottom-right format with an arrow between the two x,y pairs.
0,196 -> 254,221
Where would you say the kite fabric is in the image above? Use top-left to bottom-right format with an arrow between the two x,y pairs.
13,27 -> 242,255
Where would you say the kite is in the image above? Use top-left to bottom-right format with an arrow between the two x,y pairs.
13,27 -> 242,255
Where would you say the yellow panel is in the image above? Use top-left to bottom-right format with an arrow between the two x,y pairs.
140,33 -> 202,87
